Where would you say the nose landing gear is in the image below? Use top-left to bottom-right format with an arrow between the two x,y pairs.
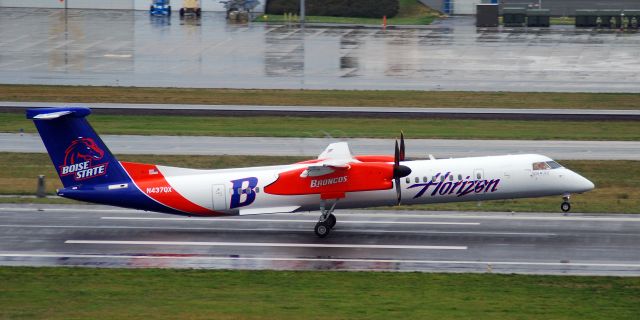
561,194 -> 571,214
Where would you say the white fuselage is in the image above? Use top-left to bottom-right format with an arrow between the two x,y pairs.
155,154 -> 594,215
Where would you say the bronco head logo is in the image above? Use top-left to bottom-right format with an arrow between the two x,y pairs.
63,137 -> 105,166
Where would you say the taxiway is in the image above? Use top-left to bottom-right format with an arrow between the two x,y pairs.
3,102 -> 640,121
3,133 -> 639,160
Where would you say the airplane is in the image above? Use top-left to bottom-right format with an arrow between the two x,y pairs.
27,107 -> 595,238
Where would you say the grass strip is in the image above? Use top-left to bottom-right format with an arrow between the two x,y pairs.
0,267 -> 638,320
3,113 -> 639,140
2,153 -> 638,214
1,84 -> 639,109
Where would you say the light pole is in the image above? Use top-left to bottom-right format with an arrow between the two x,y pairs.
300,0 -> 305,23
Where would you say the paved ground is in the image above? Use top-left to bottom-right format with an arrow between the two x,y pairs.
4,102 -> 640,121
1,8 -> 640,92
3,133 -> 639,160
0,204 -> 638,275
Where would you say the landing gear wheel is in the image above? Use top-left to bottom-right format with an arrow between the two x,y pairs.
326,214 -> 336,229
314,222 -> 331,238
561,202 -> 571,213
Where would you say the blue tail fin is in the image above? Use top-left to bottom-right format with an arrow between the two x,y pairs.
26,107 -> 130,188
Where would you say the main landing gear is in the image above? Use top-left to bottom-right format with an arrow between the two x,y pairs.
561,194 -> 571,214
315,199 -> 338,238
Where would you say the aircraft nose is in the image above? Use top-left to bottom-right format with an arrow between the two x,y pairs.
571,171 -> 595,193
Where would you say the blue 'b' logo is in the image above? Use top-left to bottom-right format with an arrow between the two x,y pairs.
230,177 -> 258,209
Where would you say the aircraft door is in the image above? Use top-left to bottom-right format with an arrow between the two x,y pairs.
211,184 -> 227,210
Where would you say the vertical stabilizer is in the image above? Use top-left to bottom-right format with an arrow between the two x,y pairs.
26,107 -> 129,188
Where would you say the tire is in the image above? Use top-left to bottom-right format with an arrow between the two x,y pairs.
168,6 -> 171,16
326,214 -> 336,229
179,8 -> 185,17
196,8 -> 201,17
561,202 -> 571,212
314,222 -> 330,238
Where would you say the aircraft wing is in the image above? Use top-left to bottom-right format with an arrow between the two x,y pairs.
318,142 -> 353,160
300,160 -> 351,178
301,142 -> 355,178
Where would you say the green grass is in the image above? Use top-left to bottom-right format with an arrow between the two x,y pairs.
2,84 -> 640,109
2,153 -> 638,214
0,267 -> 638,320
4,113 -> 640,140
0,153 -> 305,196
551,16 -> 575,25
254,0 -> 440,25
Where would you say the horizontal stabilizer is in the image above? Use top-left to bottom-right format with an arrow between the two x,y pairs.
26,107 -> 91,120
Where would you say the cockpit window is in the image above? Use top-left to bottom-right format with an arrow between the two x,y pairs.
532,162 -> 551,170
532,161 -> 563,170
547,161 -> 563,169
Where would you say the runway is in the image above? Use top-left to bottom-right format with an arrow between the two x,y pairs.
3,133 -> 640,160
1,204 -> 639,276
4,102 -> 640,121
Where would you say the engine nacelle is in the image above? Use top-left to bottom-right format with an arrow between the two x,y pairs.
264,162 -> 394,198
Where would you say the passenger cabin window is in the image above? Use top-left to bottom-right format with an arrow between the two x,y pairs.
406,177 -> 410,184
449,175 -> 453,182
415,177 -> 420,183
423,176 -> 428,183
432,176 -> 436,182
476,173 -> 481,179
440,175 -> 445,182
255,187 -> 260,193
458,174 -> 462,181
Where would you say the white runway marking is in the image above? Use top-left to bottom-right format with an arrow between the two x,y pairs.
100,217 -> 480,226
65,240 -> 467,250
2,253 -> 639,269
0,224 -> 555,236
3,206 -> 637,223
2,207 -> 638,222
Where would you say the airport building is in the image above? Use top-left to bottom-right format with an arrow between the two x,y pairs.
423,0 -> 640,16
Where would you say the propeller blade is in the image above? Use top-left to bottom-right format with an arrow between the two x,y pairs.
395,177 -> 401,204
394,140 -> 400,167
400,131 -> 405,161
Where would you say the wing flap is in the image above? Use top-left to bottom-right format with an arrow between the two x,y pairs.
239,206 -> 300,215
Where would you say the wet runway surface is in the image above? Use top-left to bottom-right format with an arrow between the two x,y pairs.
2,8 -> 640,92
1,204 -> 639,275
4,101 -> 640,121
3,133 -> 640,160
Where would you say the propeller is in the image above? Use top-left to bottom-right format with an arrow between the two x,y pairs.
393,137 -> 412,205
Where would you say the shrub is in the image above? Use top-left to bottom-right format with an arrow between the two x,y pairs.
265,0 -> 399,18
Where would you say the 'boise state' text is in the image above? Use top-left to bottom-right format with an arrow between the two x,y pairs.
60,161 -> 108,181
